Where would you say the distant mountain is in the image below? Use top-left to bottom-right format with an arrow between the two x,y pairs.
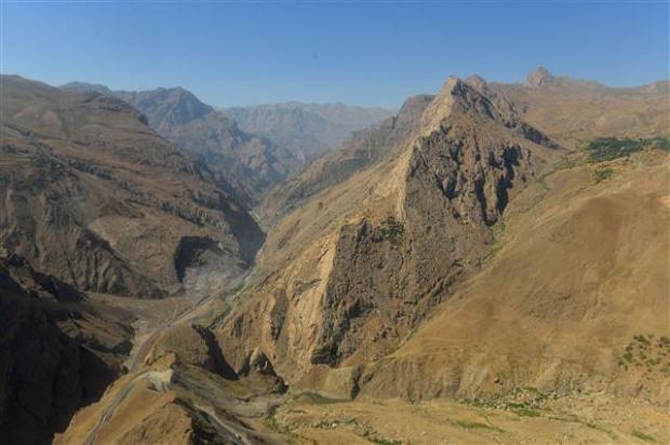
523,66 -> 605,89
477,67 -> 670,146
62,83 -> 295,205
3,75 -> 264,297
60,81 -> 113,95
224,102 -> 395,165
61,83 -> 393,206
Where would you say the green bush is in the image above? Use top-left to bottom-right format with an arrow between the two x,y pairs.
593,167 -> 614,183
631,429 -> 658,443
585,137 -> 670,162
375,215 -> 405,245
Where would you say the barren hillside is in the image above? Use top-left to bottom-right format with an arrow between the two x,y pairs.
1,75 -> 264,297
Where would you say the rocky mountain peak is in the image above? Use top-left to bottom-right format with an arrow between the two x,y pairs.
61,81 -> 113,96
465,74 -> 487,91
419,76 -> 515,136
525,66 -> 555,87
130,87 -> 214,125
418,76 -> 462,134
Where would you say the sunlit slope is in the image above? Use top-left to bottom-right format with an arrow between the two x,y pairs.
361,150 -> 670,403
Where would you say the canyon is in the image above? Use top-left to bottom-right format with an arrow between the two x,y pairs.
1,68 -> 668,444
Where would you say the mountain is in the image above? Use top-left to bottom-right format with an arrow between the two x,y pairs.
23,69 -> 670,444
216,76 -> 560,384
259,94 -> 433,222
479,67 -> 670,146
2,75 -> 264,297
62,84 -> 393,206
108,86 -> 295,205
224,102 -> 395,165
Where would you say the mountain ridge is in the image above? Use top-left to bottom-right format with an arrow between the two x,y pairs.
61,81 -> 394,205
1,75 -> 264,297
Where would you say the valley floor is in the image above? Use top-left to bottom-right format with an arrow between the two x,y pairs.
269,392 -> 669,444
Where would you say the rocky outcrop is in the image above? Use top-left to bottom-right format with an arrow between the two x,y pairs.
147,324 -> 237,379
1,76 -> 264,297
524,66 -> 555,88
0,254 -> 133,444
216,77 -> 558,385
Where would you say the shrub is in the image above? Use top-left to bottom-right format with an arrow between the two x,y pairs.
375,215 -> 405,245
585,137 -> 670,162
631,430 -> 658,443
593,167 -> 614,183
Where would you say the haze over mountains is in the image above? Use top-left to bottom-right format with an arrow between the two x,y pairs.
1,67 -> 669,444
62,81 -> 394,205
225,102 -> 394,164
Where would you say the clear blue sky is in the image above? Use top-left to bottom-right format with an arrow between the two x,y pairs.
1,1 -> 668,108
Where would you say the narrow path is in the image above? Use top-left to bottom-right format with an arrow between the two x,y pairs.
80,268 -> 257,443
81,370 -> 150,445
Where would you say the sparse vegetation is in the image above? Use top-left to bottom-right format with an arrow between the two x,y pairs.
265,407 -> 319,445
585,137 -> 670,162
534,153 -> 580,196
374,215 -> 406,245
455,420 -> 504,432
585,421 -> 616,439
619,334 -> 670,375
593,166 -> 614,183
634,334 -> 651,346
554,155 -> 578,170
359,426 -> 403,445
632,429 -> 659,443
311,417 -> 403,445
465,387 -> 549,418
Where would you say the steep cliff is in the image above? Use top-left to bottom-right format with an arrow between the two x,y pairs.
216,77 -> 559,384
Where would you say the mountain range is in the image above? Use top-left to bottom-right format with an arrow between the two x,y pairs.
1,67 -> 669,444
61,82 -> 394,205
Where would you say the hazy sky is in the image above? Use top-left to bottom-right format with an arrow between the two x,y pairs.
2,1 -> 668,108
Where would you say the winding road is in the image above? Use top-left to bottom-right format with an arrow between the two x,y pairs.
79,270 -> 257,444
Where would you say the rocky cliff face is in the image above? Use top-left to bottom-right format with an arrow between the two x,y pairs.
0,253 -> 133,444
359,150 -> 670,403
1,76 -> 264,297
216,77 -> 558,383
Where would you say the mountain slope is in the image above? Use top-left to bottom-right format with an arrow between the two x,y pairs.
475,67 -> 670,146
1,75 -> 264,297
215,77 -> 560,385
0,252 -> 134,444
225,102 -> 394,167
360,149 -> 670,404
259,94 -> 433,221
